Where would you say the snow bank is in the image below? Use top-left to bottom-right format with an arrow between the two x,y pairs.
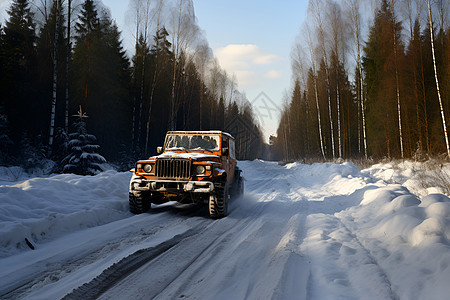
363,160 -> 450,197
0,171 -> 131,257
337,185 -> 450,300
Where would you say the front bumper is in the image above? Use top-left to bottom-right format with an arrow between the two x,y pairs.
130,179 -> 214,193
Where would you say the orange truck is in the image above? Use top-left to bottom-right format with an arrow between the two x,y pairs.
129,131 -> 244,218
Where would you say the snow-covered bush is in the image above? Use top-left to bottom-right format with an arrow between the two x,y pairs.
62,109 -> 106,175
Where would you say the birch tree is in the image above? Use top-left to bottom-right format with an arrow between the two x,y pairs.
128,0 -> 143,149
144,0 -> 164,154
65,0 -> 72,134
304,23 -> 326,159
345,0 -> 368,158
310,0 -> 335,159
137,0 -> 153,147
48,0 -> 60,156
390,0 -> 404,158
328,1 -> 345,159
167,0 -> 199,130
426,0 -> 449,158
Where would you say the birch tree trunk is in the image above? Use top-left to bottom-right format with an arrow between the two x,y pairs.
130,0 -> 141,150
305,24 -> 325,160
48,0 -> 60,156
137,2 -> 151,147
426,0 -> 450,158
390,0 -> 404,158
312,0 -> 334,159
329,2 -> 343,159
65,0 -> 71,134
145,2 -> 164,153
345,0 -> 367,158
358,37 -> 367,159
169,0 -> 183,131
336,80 -> 342,158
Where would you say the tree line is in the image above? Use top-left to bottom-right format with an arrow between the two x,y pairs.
0,0 -> 264,172
273,0 -> 449,161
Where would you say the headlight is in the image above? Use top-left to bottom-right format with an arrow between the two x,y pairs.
143,164 -> 153,173
196,165 -> 206,174
136,163 -> 142,169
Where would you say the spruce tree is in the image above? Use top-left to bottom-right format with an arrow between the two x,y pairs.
72,1 -> 132,160
363,0 -> 405,158
63,107 -> 106,175
2,0 -> 38,145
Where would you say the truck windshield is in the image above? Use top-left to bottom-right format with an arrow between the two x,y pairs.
165,134 -> 220,152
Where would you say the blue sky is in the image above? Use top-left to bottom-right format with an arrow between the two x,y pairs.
194,0 -> 308,138
0,0 -> 309,138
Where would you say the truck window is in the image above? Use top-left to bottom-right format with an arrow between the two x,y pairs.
222,137 -> 228,151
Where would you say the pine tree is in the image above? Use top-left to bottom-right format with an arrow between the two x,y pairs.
63,107 -> 106,175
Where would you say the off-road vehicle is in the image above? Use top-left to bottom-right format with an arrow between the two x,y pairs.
129,131 -> 244,218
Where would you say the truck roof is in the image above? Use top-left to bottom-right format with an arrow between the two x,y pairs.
166,131 -> 235,140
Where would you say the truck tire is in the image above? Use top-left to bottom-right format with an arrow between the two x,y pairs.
209,181 -> 229,218
231,172 -> 244,199
236,174 -> 244,197
129,193 -> 150,214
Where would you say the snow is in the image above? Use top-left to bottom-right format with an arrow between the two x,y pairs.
1,160 -> 450,299
0,170 -> 131,258
156,151 -> 219,160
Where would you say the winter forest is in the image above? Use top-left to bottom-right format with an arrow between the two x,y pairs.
0,0 -> 449,175
274,0 -> 449,162
0,0 -> 264,174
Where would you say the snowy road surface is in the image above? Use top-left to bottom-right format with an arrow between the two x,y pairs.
1,161 -> 450,299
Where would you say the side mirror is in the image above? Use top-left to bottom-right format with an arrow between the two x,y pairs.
222,147 -> 229,156
129,168 -> 135,173
157,146 -> 163,154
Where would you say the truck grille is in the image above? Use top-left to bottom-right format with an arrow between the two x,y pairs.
156,159 -> 191,179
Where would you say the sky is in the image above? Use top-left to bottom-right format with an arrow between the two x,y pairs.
193,1 -> 308,139
0,0 -> 309,140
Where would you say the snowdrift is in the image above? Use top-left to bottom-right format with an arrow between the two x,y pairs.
0,170 -> 131,257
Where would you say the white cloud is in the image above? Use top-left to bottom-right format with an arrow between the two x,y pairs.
235,70 -> 257,86
214,44 -> 281,87
265,70 -> 282,79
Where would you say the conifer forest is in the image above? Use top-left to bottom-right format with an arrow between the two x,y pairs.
0,0 -> 449,174
274,0 -> 449,162
0,0 -> 264,173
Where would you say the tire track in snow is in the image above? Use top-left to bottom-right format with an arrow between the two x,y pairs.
94,195 -> 311,299
337,218 -> 399,300
96,199 -> 276,299
303,211 -> 399,300
62,225 -> 205,300
1,205 -> 209,300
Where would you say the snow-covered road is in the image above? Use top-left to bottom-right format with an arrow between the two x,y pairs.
1,160 -> 450,299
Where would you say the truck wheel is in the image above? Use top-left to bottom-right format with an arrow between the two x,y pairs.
231,173 -> 244,199
237,175 -> 244,197
209,181 -> 229,218
129,193 -> 150,214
